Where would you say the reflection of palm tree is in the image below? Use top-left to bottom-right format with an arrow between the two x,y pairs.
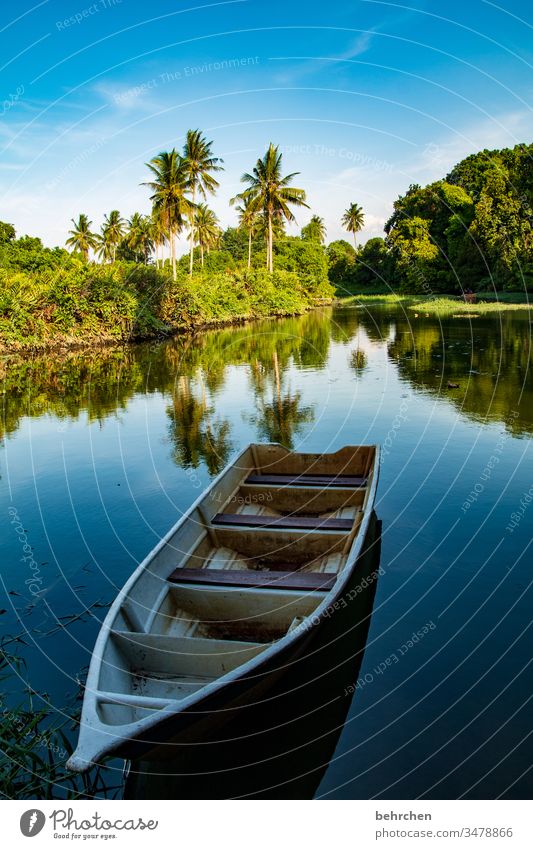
250,351 -> 314,447
167,376 -> 232,474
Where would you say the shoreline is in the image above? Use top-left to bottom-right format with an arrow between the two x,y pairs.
0,300 -> 333,357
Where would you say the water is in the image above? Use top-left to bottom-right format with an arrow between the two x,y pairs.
1,302 -> 532,799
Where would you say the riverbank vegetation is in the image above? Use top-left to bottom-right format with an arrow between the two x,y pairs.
0,135 -> 338,350
1,138 -> 532,350
408,297 -> 532,315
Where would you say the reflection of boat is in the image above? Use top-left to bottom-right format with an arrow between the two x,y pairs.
67,443 -> 380,774
125,515 -> 382,799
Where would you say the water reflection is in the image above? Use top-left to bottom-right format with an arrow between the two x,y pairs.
167,375 -> 232,473
2,305 -> 532,454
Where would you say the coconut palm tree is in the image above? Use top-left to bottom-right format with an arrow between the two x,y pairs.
231,194 -> 260,269
181,130 -> 224,274
101,210 -> 125,262
66,214 -> 98,261
142,150 -> 191,280
301,214 -> 326,244
342,203 -> 365,249
126,213 -> 154,263
193,204 -> 220,267
238,143 -> 309,272
96,231 -> 113,263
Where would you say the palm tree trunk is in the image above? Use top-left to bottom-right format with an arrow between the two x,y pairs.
267,212 -> 273,273
353,231 -> 357,250
248,229 -> 252,269
189,187 -> 195,275
171,230 -> 176,281
200,244 -> 204,267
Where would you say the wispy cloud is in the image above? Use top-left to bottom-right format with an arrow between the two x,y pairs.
269,30 -> 378,85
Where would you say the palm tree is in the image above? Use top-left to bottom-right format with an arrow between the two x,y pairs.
125,213 -> 154,263
342,203 -> 365,249
101,210 -> 125,262
238,143 -> 309,272
66,214 -> 98,260
142,150 -> 191,280
193,204 -> 220,267
181,130 -> 224,274
231,194 -> 260,269
301,214 -> 326,243
96,231 -> 113,263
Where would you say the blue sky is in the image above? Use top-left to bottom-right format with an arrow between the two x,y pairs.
1,0 -> 533,249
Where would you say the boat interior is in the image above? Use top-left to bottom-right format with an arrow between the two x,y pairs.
94,445 -> 376,726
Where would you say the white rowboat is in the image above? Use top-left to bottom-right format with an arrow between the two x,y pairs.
67,442 -> 379,772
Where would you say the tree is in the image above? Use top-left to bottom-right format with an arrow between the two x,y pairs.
181,130 -> 223,274
231,195 -> 260,268
342,203 -> 365,249
66,214 -> 98,260
352,237 -> 394,289
125,213 -> 154,263
99,210 -> 125,262
301,215 -> 326,243
387,217 -> 439,293
193,204 -> 221,267
0,222 -> 16,244
142,150 -> 191,280
237,143 -> 309,273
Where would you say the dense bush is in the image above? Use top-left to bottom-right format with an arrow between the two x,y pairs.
0,226 -> 334,349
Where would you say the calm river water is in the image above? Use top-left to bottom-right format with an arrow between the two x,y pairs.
2,302 -> 532,798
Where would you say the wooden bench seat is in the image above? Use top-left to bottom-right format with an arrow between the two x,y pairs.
167,567 -> 336,592
211,513 -> 354,531
245,473 -> 367,488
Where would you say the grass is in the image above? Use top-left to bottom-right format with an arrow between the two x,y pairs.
0,646 -> 119,799
339,293 -> 409,305
408,297 -> 532,315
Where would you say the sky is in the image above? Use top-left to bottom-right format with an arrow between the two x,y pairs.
1,0 -> 533,251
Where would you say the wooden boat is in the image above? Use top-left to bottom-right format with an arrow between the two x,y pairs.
125,516 -> 382,800
67,442 -> 380,773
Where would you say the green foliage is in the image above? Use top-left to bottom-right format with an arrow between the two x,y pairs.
0,249 -> 332,350
0,647 -> 116,799
327,239 -> 357,290
351,237 -> 395,291
301,215 -> 326,243
0,221 -> 16,244
272,236 -> 330,295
